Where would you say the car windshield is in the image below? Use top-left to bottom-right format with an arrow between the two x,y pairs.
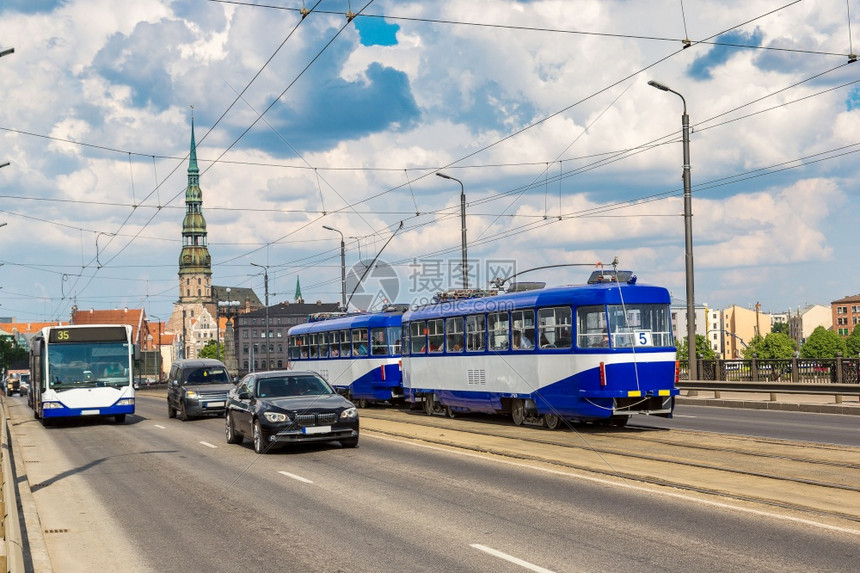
256,375 -> 334,398
185,367 -> 229,384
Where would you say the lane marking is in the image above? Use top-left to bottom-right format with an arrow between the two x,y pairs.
367,433 -> 860,536
470,544 -> 555,573
278,470 -> 313,484
199,441 -> 217,449
153,424 -> 166,429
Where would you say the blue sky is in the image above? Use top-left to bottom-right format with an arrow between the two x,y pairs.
1,0 -> 859,323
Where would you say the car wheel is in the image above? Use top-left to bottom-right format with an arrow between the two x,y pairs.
225,412 -> 242,445
167,400 -> 176,419
179,401 -> 189,422
341,436 -> 359,448
253,419 -> 267,454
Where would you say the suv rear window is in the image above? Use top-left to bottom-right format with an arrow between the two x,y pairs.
185,367 -> 229,384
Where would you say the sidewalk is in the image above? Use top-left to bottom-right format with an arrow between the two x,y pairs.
676,390 -> 860,415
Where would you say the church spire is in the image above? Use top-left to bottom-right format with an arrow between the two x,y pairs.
295,276 -> 304,303
178,112 -> 212,303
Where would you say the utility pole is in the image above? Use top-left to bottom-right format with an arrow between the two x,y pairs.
251,263 -> 270,371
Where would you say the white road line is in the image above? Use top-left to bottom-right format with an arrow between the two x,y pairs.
278,470 -> 313,484
368,433 -> 860,536
673,414 -> 696,418
153,424 -> 166,429
199,441 -> 217,449
470,544 -> 555,573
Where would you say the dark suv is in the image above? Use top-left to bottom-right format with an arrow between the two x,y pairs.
167,359 -> 234,421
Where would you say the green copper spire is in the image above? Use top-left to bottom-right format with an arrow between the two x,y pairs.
178,114 -> 212,294
188,113 -> 199,175
295,276 -> 303,303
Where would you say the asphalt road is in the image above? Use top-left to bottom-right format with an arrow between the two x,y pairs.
7,394 -> 860,573
630,403 -> 860,446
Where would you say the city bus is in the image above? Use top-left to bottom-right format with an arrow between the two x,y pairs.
29,324 -> 139,424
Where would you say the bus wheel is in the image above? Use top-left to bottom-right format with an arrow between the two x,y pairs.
511,400 -> 525,426
543,414 -> 561,430
114,414 -> 126,424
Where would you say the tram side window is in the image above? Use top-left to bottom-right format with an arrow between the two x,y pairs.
299,335 -> 309,358
329,331 -> 341,357
339,330 -> 350,357
409,321 -> 426,355
577,306 -> 609,348
388,326 -> 402,355
488,312 -> 509,351
319,332 -> 329,358
426,319 -> 444,353
371,328 -> 388,355
401,325 -> 409,356
309,333 -> 319,358
511,310 -> 535,350
289,336 -> 301,360
446,317 -> 464,353
538,306 -> 572,348
352,328 -> 369,356
466,314 -> 486,352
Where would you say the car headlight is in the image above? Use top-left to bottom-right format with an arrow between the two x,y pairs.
264,411 -> 289,423
340,407 -> 358,420
185,391 -> 198,399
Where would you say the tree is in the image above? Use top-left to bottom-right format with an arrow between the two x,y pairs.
198,340 -> 222,360
771,322 -> 789,335
676,334 -> 716,361
742,332 -> 796,359
0,336 -> 28,372
845,324 -> 860,358
800,326 -> 847,359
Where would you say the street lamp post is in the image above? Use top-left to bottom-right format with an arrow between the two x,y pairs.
322,225 -> 347,309
148,315 -> 163,383
250,262 -> 270,371
649,79 -> 697,381
435,172 -> 468,289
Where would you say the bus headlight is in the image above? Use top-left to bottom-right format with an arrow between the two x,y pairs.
116,399 -> 134,406
42,402 -> 63,409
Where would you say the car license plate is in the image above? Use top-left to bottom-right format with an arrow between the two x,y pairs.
81,409 -> 100,416
303,426 -> 331,435
206,401 -> 225,408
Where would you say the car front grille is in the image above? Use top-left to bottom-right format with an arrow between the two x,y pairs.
295,412 -> 338,426
197,390 -> 229,399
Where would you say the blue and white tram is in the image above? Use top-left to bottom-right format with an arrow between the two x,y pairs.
287,311 -> 403,407
401,278 -> 679,428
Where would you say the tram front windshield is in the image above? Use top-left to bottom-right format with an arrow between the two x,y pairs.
48,342 -> 132,389
606,304 -> 674,348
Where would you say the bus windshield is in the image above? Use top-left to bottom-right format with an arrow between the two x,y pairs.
48,342 -> 132,390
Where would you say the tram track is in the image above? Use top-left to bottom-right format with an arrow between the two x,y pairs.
361,408 -> 860,527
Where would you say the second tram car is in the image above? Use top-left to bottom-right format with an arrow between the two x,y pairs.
401,277 -> 678,427
288,310 -> 403,406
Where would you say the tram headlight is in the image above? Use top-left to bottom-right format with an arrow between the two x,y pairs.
340,407 -> 358,420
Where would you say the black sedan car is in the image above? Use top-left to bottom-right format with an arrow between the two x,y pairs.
225,370 -> 359,454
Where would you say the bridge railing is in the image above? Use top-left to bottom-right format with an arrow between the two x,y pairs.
678,356 -> 860,384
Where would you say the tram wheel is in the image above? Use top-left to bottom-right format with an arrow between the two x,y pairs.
511,400 -> 525,426
609,416 -> 629,428
445,405 -> 456,419
542,413 -> 561,430
423,394 -> 435,416
356,398 -> 368,409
